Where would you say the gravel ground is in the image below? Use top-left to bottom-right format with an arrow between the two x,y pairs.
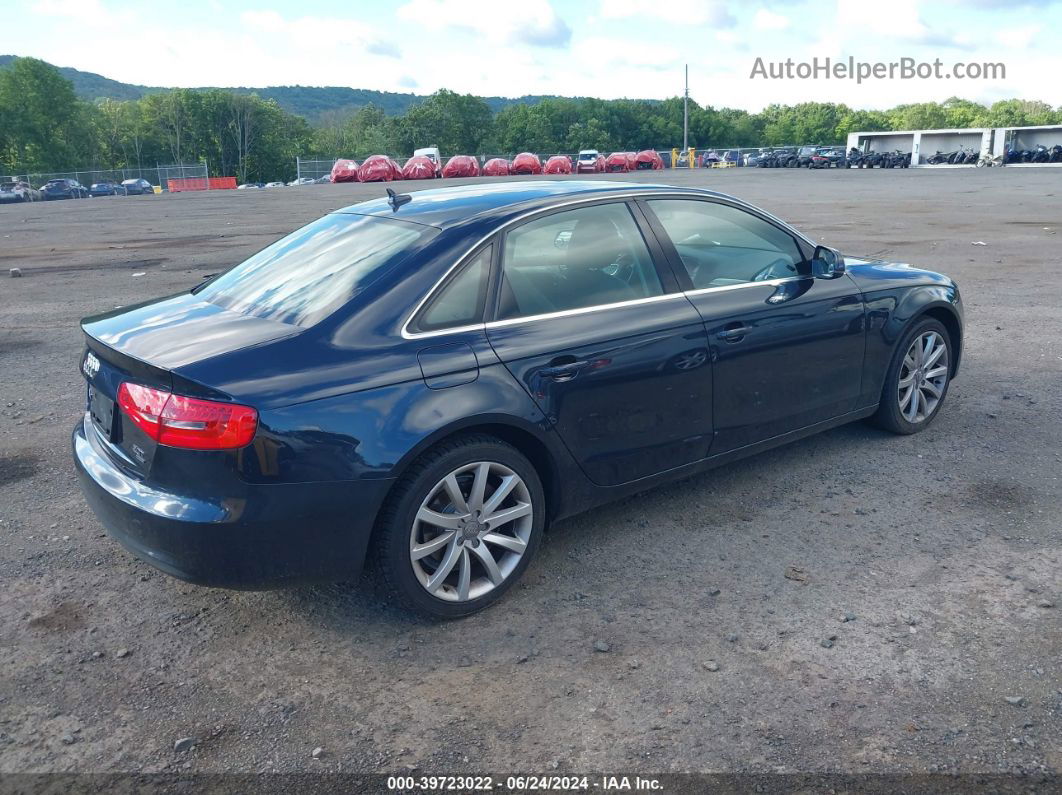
0,167 -> 1059,779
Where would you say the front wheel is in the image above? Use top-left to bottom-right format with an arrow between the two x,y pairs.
372,434 -> 545,618
871,319 -> 952,434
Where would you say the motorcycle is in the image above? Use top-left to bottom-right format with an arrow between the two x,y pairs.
1050,144 -> 1062,163
976,153 -> 1004,167
1030,144 -> 1050,163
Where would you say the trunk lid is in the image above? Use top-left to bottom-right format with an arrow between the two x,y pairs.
80,291 -> 297,476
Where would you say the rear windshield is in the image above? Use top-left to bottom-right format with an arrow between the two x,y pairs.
197,213 -> 437,327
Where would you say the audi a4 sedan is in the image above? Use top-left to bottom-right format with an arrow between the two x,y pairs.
73,181 -> 963,618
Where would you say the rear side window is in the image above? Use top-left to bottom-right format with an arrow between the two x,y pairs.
198,213 -> 437,327
497,203 -> 663,321
414,246 -> 491,332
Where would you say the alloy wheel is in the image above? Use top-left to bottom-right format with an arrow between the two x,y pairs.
409,461 -> 533,602
898,331 -> 949,423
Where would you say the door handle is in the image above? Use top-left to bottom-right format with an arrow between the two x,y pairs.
717,324 -> 751,341
541,357 -> 590,381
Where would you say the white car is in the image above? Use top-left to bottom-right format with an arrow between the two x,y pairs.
287,177 -> 315,186
576,150 -> 603,173
264,181 -> 285,188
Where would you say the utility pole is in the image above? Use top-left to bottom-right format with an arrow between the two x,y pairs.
682,64 -> 689,152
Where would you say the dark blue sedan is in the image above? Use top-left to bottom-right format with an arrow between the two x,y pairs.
73,181 -> 963,617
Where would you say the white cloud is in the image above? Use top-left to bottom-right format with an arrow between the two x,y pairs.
397,0 -> 571,47
598,0 -> 735,27
238,10 -> 401,56
996,24 -> 1041,48
753,9 -> 791,30
577,36 -> 681,70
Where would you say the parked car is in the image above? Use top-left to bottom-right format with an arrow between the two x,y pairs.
402,156 -> 439,180
510,152 -> 543,175
88,181 -> 126,196
73,181 -> 963,618
413,146 -> 443,178
263,181 -> 285,188
543,155 -> 573,174
314,175 -> 332,184
575,150 -> 604,173
330,159 -> 359,183
635,150 -> 665,170
357,155 -> 398,183
41,178 -> 89,200
604,152 -> 632,172
442,155 -> 480,178
482,157 -> 510,176
121,178 -> 154,195
237,182 -> 266,189
287,177 -> 316,186
0,180 -> 41,203
744,149 -> 768,167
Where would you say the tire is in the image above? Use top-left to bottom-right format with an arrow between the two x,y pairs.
871,318 -> 952,435
371,433 -> 546,619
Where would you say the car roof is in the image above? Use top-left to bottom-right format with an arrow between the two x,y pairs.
333,180 -> 725,229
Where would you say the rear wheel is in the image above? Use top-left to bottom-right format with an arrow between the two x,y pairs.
871,318 -> 952,434
372,434 -> 545,618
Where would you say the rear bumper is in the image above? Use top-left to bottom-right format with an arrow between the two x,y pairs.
72,417 -> 392,589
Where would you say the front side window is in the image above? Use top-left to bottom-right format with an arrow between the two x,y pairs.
497,203 -> 663,321
198,213 -> 436,327
646,200 -> 804,289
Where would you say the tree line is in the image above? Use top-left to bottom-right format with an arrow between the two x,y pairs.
2,56 -> 1060,183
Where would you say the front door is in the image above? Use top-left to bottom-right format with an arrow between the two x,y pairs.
485,201 -> 713,486
641,198 -> 866,453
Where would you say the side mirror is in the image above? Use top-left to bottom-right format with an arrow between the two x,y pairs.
811,245 -> 845,278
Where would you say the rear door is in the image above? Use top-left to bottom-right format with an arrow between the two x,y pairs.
640,197 -> 865,453
484,200 -> 713,487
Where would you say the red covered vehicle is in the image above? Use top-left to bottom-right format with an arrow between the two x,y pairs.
401,156 -> 438,180
510,152 -> 543,175
441,155 -> 480,178
634,150 -> 664,170
605,152 -> 635,172
482,158 -> 510,176
358,155 -> 398,182
330,159 -> 359,183
543,155 -> 573,174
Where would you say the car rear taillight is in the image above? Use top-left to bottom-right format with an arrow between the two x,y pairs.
117,382 -> 257,450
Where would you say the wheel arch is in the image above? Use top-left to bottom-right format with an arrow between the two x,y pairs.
919,305 -> 963,377
384,414 -> 568,524
889,284 -> 963,379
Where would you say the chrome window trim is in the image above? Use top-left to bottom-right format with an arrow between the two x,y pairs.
400,190 -> 815,340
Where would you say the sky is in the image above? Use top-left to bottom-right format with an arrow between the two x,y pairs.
4,0 -> 1062,111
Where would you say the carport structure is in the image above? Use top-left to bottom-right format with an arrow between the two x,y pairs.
846,128 -> 993,167
994,124 -> 1062,166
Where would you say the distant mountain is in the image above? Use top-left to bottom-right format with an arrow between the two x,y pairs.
0,55 -> 567,121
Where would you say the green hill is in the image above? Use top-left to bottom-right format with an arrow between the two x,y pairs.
0,55 -> 567,121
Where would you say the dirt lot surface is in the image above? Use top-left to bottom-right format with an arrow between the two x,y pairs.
0,168 -> 1059,779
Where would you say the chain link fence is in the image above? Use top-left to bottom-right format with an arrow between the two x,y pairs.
12,162 -> 208,192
